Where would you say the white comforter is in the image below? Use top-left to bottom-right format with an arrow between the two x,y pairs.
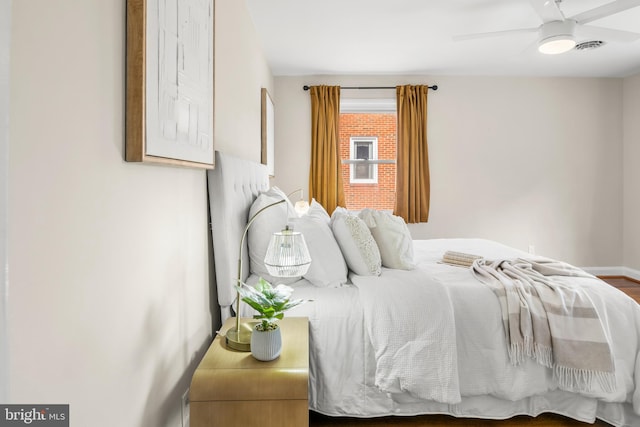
351,269 -> 460,403
283,239 -> 640,426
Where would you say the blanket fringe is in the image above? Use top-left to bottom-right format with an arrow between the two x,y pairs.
532,341 -> 553,368
554,365 -> 617,394
509,338 -> 553,368
509,342 -> 525,365
512,343 -> 616,393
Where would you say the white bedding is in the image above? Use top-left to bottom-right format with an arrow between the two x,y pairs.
207,154 -> 640,424
274,238 -> 640,426
352,268 -> 460,403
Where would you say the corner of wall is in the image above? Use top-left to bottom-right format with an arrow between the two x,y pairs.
622,72 -> 640,271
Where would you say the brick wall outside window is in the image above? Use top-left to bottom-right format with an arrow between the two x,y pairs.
339,112 -> 397,211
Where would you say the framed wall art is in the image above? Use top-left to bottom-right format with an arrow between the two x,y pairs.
126,0 -> 215,168
261,88 -> 275,177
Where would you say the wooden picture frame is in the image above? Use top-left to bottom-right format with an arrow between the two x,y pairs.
261,88 -> 275,177
126,0 -> 215,169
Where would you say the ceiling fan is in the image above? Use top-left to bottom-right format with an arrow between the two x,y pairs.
454,0 -> 640,54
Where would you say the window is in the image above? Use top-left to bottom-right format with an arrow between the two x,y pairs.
339,98 -> 396,211
349,137 -> 378,184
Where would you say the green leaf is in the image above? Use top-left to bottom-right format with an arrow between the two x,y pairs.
236,277 -> 310,321
242,298 -> 265,315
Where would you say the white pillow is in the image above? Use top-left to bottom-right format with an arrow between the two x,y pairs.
306,198 -> 330,224
289,200 -> 348,287
359,209 -> 415,270
247,187 -> 299,284
331,210 -> 381,276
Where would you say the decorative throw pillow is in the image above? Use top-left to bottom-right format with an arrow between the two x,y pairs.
289,200 -> 348,287
247,187 -> 300,284
305,198 -> 331,224
359,209 -> 415,270
331,210 -> 381,276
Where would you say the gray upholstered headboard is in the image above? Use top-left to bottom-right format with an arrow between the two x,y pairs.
207,151 -> 269,322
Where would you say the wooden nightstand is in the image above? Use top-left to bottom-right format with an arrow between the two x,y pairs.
190,317 -> 309,427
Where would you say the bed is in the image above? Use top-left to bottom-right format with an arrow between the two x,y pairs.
207,151 -> 640,426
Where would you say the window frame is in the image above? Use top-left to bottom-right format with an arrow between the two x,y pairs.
349,136 -> 378,184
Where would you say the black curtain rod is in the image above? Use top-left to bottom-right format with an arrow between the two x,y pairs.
303,84 -> 438,91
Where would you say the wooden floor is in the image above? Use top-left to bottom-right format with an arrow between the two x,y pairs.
601,276 -> 640,303
309,277 -> 640,427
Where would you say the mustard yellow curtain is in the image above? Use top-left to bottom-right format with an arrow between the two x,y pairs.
395,85 -> 430,223
309,85 -> 345,214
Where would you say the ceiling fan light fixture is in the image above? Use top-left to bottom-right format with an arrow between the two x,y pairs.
538,35 -> 576,54
537,19 -> 576,54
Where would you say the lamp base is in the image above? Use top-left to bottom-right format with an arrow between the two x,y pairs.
225,321 -> 253,352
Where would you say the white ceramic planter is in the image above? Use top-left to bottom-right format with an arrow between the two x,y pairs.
250,325 -> 282,361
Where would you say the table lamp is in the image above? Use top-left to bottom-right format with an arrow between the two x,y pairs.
288,189 -> 310,216
226,196 -> 311,351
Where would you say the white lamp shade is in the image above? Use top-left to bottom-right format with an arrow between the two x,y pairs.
264,229 -> 311,277
538,35 -> 576,54
294,200 -> 310,216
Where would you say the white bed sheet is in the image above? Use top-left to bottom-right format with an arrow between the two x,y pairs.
252,238 -> 640,426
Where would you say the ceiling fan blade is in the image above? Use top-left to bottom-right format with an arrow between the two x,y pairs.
570,0 -> 640,24
452,27 -> 538,42
577,24 -> 640,42
529,0 -> 565,23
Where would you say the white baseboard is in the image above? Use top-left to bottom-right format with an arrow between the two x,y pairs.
582,266 -> 640,282
621,267 -> 640,282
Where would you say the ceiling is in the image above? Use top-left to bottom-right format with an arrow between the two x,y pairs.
245,0 -> 640,77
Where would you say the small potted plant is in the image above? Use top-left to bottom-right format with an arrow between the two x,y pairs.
236,278 -> 307,361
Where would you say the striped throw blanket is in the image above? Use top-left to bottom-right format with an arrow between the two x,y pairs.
471,257 -> 616,393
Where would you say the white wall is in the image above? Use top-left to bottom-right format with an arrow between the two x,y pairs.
214,0 -> 274,161
8,0 -> 272,426
623,73 -> 640,272
274,75 -> 623,267
0,0 -> 10,404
